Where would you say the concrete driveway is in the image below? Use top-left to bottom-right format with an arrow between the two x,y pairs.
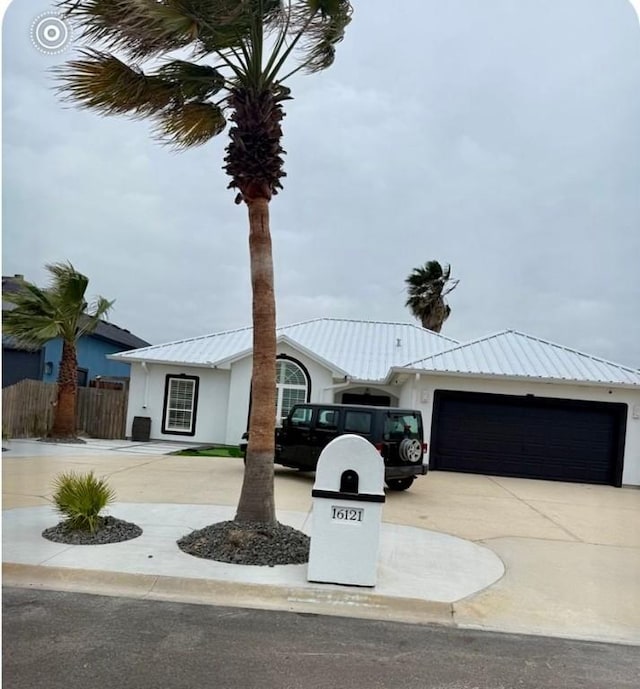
3,439 -> 639,644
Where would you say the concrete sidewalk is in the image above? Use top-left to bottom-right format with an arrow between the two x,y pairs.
3,439 -> 640,644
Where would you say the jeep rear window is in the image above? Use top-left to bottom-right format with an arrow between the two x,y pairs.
344,411 -> 372,434
384,413 -> 421,439
289,406 -> 312,427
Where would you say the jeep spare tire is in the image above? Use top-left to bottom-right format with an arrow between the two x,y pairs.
399,438 -> 422,463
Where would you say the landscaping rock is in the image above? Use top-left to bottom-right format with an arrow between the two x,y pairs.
42,516 -> 142,545
38,437 -> 87,444
178,520 -> 310,566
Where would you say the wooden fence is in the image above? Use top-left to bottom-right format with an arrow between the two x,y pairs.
2,379 -> 128,439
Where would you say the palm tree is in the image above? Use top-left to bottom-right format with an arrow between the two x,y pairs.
405,261 -> 459,333
54,1 -> 352,523
3,262 -> 113,439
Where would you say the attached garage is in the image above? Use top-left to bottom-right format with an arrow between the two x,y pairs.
429,390 -> 627,486
396,330 -> 640,487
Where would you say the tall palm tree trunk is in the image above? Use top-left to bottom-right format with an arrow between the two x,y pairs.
50,339 -> 78,438
235,197 -> 277,523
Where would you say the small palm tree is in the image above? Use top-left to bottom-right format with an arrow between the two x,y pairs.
405,261 -> 459,333
54,0 -> 352,523
3,262 -> 113,439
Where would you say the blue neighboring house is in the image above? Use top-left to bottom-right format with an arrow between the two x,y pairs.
2,274 -> 150,388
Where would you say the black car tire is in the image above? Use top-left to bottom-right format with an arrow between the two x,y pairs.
385,477 -> 415,491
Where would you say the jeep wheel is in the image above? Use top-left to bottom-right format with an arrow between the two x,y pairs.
385,477 -> 414,491
399,438 -> 422,463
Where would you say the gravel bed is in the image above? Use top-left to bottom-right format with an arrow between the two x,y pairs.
42,516 -> 142,545
37,437 -> 87,444
178,520 -> 310,566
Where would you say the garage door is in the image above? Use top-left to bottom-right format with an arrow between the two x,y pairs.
430,391 -> 626,486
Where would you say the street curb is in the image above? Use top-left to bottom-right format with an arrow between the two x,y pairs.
2,563 -> 455,627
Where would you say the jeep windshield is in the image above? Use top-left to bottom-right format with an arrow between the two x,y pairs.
383,413 -> 421,440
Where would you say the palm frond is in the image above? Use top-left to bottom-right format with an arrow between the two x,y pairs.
3,313 -> 62,349
187,0 -> 259,54
58,0 -> 199,59
406,261 -> 445,286
157,60 -> 226,100
3,263 -> 115,347
293,0 -> 352,73
77,297 -> 115,338
154,101 -> 227,148
54,50 -> 177,117
46,261 -> 88,300
3,280 -> 64,348
193,0 -> 285,38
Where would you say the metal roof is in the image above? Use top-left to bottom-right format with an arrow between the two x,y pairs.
404,330 -> 640,387
89,319 -> 150,349
276,318 -> 458,381
112,318 -> 458,382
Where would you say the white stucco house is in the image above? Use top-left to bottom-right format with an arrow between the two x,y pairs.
110,318 -> 640,487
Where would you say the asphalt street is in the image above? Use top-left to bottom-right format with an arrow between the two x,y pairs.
3,587 -> 639,689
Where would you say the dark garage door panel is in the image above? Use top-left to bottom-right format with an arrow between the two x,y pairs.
430,391 -> 626,486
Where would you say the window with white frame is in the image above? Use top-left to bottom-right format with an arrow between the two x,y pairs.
162,375 -> 199,435
276,359 -> 309,421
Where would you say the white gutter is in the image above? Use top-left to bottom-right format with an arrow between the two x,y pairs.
321,378 -> 353,402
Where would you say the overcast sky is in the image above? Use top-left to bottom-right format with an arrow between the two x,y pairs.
2,0 -> 639,368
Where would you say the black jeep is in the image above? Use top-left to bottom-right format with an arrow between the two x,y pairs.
240,403 -> 428,491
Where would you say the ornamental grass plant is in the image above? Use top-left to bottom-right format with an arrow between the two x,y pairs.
52,471 -> 115,533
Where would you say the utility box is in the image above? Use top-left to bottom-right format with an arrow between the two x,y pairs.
307,434 -> 385,587
131,416 -> 151,442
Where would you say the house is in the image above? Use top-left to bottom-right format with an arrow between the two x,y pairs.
110,318 -> 640,487
2,274 -> 150,388
2,335 -> 44,388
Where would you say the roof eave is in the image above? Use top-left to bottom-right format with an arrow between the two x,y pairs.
107,354 -> 219,369
92,334 -> 149,349
391,366 -> 640,390
214,334 -> 350,378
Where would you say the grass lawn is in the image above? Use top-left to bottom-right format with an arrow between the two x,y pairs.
174,446 -> 243,458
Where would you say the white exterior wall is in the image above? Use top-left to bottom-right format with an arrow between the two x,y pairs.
224,356 -> 253,446
398,375 -> 426,409
399,374 -> 640,486
126,362 -> 231,444
223,343 -> 337,446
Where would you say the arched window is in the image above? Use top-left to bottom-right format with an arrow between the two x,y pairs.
276,358 -> 310,421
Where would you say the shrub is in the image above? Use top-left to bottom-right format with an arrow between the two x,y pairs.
52,471 -> 115,533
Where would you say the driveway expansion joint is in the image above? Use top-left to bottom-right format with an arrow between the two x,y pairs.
487,477 -> 582,542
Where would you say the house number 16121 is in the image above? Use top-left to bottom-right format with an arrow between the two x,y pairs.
331,506 -> 363,522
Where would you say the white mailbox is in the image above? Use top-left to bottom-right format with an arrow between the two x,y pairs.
307,434 -> 385,587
